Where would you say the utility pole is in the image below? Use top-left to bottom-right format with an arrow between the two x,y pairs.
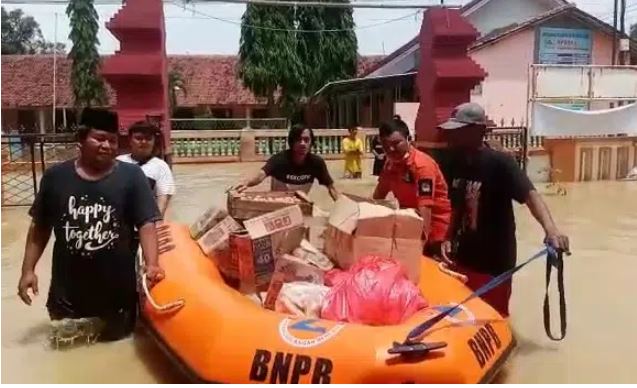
612,0 -> 618,65
619,0 -> 627,66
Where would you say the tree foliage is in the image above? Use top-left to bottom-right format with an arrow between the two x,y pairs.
1,7 -> 66,55
238,1 -> 358,118
238,4 -> 303,110
66,0 -> 106,108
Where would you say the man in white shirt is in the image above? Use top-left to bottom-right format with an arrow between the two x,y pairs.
117,121 -> 175,217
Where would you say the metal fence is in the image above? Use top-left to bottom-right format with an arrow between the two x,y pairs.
1,134 -> 76,206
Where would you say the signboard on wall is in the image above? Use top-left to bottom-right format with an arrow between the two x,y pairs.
538,27 -> 592,110
538,27 -> 592,65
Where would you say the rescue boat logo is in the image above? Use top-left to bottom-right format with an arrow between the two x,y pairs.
279,318 -> 345,348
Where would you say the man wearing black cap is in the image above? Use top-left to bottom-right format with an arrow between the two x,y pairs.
17,108 -> 164,341
437,102 -> 569,318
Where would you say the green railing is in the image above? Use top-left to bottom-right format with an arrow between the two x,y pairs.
171,118 -> 288,131
253,128 -> 378,157
171,130 -> 241,159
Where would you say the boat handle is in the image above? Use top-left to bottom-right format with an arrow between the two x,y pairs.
142,273 -> 185,312
136,237 -> 184,313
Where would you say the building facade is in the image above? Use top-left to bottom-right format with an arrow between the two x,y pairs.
1,54 -> 383,133
309,0 -> 636,129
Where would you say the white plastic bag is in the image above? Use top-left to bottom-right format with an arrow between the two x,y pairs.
275,282 -> 330,318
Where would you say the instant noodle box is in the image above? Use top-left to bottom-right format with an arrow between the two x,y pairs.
227,191 -> 313,220
225,205 -> 307,291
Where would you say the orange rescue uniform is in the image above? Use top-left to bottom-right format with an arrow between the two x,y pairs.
377,147 -> 451,242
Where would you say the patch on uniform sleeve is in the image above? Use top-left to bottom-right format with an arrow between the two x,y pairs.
418,178 -> 433,197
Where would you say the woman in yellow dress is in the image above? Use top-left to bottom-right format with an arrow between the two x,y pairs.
342,126 -> 364,179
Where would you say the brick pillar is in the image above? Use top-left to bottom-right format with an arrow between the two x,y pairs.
414,7 -> 486,148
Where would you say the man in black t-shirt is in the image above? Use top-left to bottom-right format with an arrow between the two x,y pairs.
437,103 -> 570,318
231,125 -> 339,201
17,108 -> 165,341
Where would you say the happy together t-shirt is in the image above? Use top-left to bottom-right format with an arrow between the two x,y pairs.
29,160 -> 160,319
262,150 -> 334,193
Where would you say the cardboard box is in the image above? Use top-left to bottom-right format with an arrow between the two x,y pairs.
324,195 -> 424,283
292,239 -> 334,271
196,216 -> 243,265
304,206 -> 329,250
223,205 -> 306,290
227,191 -> 313,220
189,206 -> 228,240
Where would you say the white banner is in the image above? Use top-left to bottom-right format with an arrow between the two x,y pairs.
531,102 -> 637,136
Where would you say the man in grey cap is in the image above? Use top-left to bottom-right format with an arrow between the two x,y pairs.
437,102 -> 569,318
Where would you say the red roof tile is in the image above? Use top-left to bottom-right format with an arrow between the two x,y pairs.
1,54 -> 384,109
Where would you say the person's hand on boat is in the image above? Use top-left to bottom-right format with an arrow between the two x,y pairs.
228,183 -> 248,194
17,271 -> 38,305
544,228 -> 570,255
145,264 -> 165,286
439,240 -> 455,265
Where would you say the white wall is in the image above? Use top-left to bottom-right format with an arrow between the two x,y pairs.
465,0 -> 556,36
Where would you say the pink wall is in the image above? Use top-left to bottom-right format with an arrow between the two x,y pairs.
470,28 -> 617,127
592,30 -> 614,65
469,29 -> 535,127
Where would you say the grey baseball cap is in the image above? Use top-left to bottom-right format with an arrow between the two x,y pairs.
438,102 -> 487,130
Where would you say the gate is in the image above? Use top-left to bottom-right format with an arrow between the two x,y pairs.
485,126 -> 533,172
1,134 -> 77,206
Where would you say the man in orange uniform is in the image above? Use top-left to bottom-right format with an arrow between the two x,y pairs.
373,119 -> 451,251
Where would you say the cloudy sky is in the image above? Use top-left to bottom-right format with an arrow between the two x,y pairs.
4,0 -> 637,55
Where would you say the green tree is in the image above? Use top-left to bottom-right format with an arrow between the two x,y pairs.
1,7 -> 66,54
297,0 -> 357,96
238,4 -> 303,114
66,0 -> 106,108
238,2 -> 357,119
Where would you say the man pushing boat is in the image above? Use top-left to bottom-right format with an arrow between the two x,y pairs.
17,109 -> 164,341
230,124 -> 339,201
437,102 -> 570,317
372,119 -> 452,253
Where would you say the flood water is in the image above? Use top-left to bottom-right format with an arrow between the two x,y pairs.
2,160 -> 636,383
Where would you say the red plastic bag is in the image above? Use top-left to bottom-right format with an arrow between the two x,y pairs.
321,256 -> 428,325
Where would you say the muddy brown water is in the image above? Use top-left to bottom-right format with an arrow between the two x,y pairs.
2,160 -> 636,383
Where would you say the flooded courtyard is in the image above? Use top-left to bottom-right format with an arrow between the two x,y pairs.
2,160 -> 637,383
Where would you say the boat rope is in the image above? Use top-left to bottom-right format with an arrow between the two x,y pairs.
401,246 -> 567,346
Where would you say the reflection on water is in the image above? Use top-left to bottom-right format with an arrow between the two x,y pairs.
2,160 -> 637,383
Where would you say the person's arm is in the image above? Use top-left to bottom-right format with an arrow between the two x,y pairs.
372,172 -> 390,199
327,185 -> 339,201
156,195 -> 171,217
130,167 -> 164,283
155,161 -> 176,217
526,191 -> 570,252
412,163 -> 451,244
18,172 -> 53,305
17,222 -> 52,305
232,155 -> 277,193
356,139 -> 364,154
232,169 -> 267,193
502,154 -> 570,253
315,157 -> 339,201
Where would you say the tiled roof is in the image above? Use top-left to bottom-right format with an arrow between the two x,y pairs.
1,54 -> 384,108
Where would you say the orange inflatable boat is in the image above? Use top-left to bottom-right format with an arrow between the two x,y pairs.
140,223 -> 516,383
